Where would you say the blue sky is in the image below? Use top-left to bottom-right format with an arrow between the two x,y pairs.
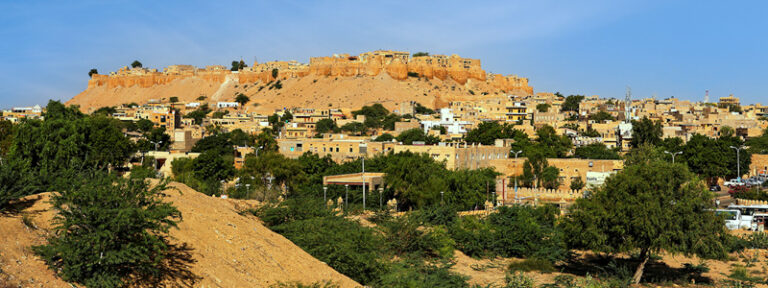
1,0 -> 766,109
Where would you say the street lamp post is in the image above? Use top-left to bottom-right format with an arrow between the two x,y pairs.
378,187 -> 383,210
361,156 -> 366,211
323,186 -> 327,202
512,150 -> 523,204
150,140 -> 163,170
344,184 -> 349,209
246,184 -> 251,199
730,146 -> 745,180
664,151 -> 683,163
440,191 -> 444,204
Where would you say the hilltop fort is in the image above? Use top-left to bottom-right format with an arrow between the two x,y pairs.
69,50 -> 533,112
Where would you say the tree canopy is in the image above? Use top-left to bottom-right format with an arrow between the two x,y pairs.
396,128 -> 439,145
631,117 -> 662,148
131,60 -> 143,68
561,95 -> 585,112
563,159 -> 728,284
574,143 -> 621,160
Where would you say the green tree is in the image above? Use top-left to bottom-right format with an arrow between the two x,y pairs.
574,143 -> 620,160
396,128 -> 439,145
536,103 -> 550,113
92,106 -> 117,116
255,131 -> 279,152
230,60 -> 247,71
137,127 -> 170,152
384,152 -> 448,209
136,119 -> 155,132
34,176 -> 181,287
589,111 -> 615,122
631,117 -> 662,148
0,158 -> 37,211
540,166 -> 560,189
235,93 -> 250,107
747,127 -> 768,154
374,133 -> 395,142
341,122 -> 367,136
412,52 -> 430,57
570,176 -> 585,191
242,152 -> 303,197
464,122 -> 523,145
414,103 -> 435,114
280,111 -> 294,123
0,120 -> 14,157
535,125 -> 572,158
192,151 -> 235,195
88,68 -> 98,77
184,104 -> 210,125
563,160 -> 728,284
131,60 -> 142,68
561,95 -> 585,112
272,68 -> 279,79
169,96 -> 179,103
315,119 -> 338,134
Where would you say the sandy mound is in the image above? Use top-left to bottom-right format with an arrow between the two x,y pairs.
0,182 -> 360,288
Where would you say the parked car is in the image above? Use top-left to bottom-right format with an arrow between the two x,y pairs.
725,178 -> 745,187
709,185 -> 722,192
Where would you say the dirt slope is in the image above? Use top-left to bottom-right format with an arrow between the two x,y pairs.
67,73 -> 512,113
0,182 -> 360,287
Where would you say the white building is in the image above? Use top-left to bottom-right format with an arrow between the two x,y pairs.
420,108 -> 472,135
217,102 -> 240,109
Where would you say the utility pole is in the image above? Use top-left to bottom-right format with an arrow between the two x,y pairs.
512,150 -> 523,204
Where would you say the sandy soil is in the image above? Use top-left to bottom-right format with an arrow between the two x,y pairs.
0,182 -> 360,288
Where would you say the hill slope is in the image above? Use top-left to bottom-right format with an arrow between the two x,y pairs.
67,73 -> 520,114
0,182 -> 360,287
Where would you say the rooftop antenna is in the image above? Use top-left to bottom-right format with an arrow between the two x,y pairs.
704,90 -> 709,103
625,86 -> 632,123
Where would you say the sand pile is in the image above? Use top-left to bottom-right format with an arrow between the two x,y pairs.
0,182 -> 360,287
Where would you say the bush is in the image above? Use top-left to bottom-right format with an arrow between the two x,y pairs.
250,197 -> 334,227
382,216 -> 455,260
271,216 -> 386,285
376,260 -> 469,288
34,175 -> 181,287
504,272 -> 535,288
449,205 -> 567,263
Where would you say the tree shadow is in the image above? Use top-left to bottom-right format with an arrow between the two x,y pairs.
129,242 -> 201,288
0,194 -> 48,216
558,253 -> 712,285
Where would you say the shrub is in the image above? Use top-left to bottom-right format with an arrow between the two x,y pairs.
250,197 -> 334,227
508,258 -> 556,273
376,260 -> 469,288
34,176 -> 181,287
504,272 -> 535,288
271,216 -> 386,285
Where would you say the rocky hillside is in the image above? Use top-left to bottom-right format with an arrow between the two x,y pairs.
0,182 -> 360,287
66,52 -> 534,113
